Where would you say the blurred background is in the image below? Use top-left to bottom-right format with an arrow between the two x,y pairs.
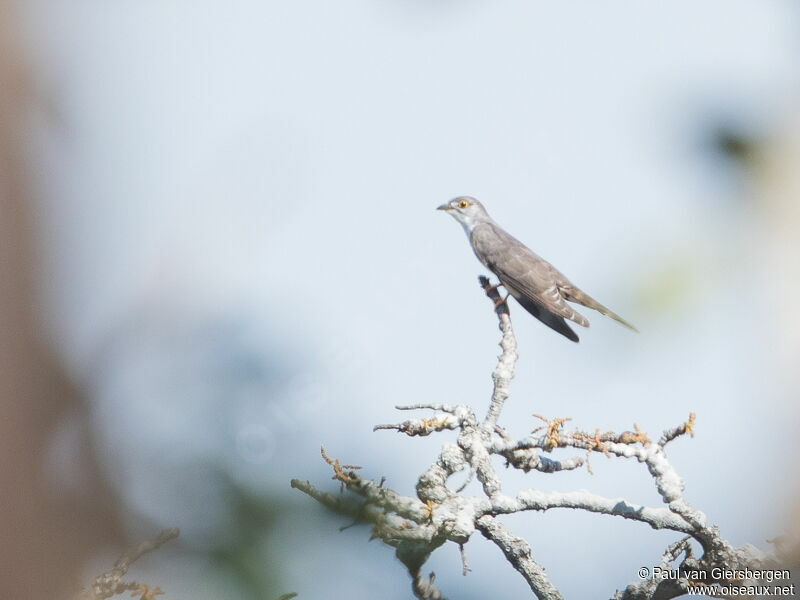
2,1 -> 800,598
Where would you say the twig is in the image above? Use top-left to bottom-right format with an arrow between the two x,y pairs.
459,543 -> 471,576
477,516 -> 565,600
76,529 -> 179,600
659,413 -> 696,447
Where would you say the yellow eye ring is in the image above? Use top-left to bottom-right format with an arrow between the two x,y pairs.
458,200 -> 470,209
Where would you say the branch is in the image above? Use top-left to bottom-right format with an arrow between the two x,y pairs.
478,275 -> 517,434
75,529 -> 179,600
291,473 -> 448,600
374,413 -> 463,436
293,275 -> 772,599
476,515 -> 564,600
476,490 -> 694,534
659,413 -> 696,447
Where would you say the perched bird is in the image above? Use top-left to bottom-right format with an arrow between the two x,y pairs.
438,196 -> 637,342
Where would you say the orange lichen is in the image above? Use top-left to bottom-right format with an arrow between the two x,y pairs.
321,446 -> 362,487
685,413 -> 696,438
533,414 -> 572,449
131,584 -> 164,600
422,417 -> 447,432
423,499 -> 439,522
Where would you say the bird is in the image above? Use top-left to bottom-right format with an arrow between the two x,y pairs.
437,196 -> 637,342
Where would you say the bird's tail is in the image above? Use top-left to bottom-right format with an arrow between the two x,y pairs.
594,303 -> 639,332
565,289 -> 639,333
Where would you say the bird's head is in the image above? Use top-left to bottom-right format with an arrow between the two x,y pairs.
437,196 -> 489,232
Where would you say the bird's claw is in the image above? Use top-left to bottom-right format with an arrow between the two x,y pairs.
486,282 -> 505,293
493,293 -> 510,308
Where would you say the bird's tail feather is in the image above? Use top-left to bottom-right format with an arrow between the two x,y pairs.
596,305 -> 638,332
568,290 -> 638,332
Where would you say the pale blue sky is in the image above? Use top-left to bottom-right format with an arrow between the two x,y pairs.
22,1 -> 799,598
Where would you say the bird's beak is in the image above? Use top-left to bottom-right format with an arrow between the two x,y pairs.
436,203 -> 451,211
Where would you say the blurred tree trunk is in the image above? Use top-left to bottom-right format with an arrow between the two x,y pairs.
0,2 -> 122,598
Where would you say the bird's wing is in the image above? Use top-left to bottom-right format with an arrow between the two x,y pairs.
471,223 -> 590,328
512,292 -> 580,342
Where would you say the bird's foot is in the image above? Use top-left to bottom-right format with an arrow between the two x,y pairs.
479,275 -> 510,314
493,293 -> 510,308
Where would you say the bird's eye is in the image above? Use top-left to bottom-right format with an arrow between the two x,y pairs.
458,200 -> 470,209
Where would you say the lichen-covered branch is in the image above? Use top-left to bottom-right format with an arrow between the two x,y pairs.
476,490 -> 694,534
293,276 -> 775,599
478,275 -> 517,435
476,515 -> 565,600
75,529 -> 180,600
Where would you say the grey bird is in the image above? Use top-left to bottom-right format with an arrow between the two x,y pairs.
438,196 -> 637,342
